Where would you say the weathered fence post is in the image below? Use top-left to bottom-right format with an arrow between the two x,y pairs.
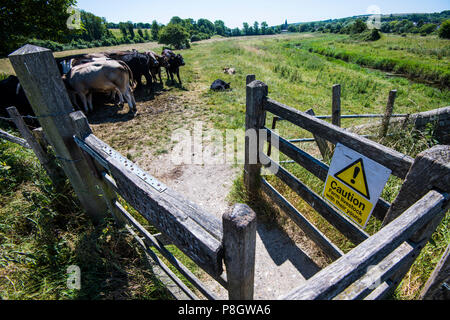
382,145 -> 450,227
377,145 -> 450,299
332,84 -> 341,128
306,109 -> 332,161
244,77 -> 268,196
420,245 -> 449,300
223,204 -> 257,300
246,74 -> 256,85
7,107 -> 65,188
380,90 -> 397,138
69,111 -> 126,226
9,44 -> 109,223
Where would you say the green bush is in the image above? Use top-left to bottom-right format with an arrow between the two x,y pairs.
158,24 -> 190,49
438,20 -> 450,39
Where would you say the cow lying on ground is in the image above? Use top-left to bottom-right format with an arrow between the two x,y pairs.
63,60 -> 137,114
0,75 -> 38,126
210,79 -> 231,91
223,67 -> 236,75
162,49 -> 185,85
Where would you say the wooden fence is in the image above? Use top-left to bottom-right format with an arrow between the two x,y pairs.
243,75 -> 450,300
2,44 -> 262,300
1,44 -> 449,300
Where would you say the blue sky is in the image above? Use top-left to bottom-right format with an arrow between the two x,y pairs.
75,0 -> 449,28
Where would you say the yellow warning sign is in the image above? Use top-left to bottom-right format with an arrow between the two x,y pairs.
323,144 -> 392,229
324,176 -> 373,227
335,159 -> 370,200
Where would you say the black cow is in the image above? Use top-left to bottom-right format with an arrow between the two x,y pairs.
162,49 -> 185,85
210,79 -> 231,91
0,75 -> 37,126
107,51 -> 153,88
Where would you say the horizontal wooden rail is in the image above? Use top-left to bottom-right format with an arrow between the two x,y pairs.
276,114 -> 409,121
263,128 -> 391,221
264,98 -> 414,179
0,128 -> 31,149
261,178 -> 344,260
261,153 -> 369,245
112,198 -> 220,300
281,190 -> 448,300
334,240 -> 419,300
80,134 -> 224,278
125,225 -> 199,300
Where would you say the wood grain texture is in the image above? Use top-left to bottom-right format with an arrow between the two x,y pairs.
380,90 -> 397,138
0,128 -> 30,148
281,190 -> 448,300
264,98 -> 414,179
9,45 -> 109,223
383,145 -> 450,226
82,134 -> 224,278
263,128 -> 390,221
332,85 -> 341,128
420,245 -> 450,300
260,154 -> 369,245
306,109 -> 332,161
244,80 -> 268,196
261,178 -> 344,261
223,204 -> 257,300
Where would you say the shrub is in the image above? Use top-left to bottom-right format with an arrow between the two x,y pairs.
438,20 -> 450,39
420,23 -> 437,35
158,24 -> 190,49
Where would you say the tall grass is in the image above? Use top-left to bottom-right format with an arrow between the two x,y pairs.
296,34 -> 450,87
0,137 -> 173,299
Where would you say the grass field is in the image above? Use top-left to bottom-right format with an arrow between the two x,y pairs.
1,32 -> 449,300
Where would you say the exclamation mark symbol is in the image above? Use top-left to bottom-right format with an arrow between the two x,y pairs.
351,167 -> 360,185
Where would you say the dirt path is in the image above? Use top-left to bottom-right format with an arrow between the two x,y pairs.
87,60 -> 328,300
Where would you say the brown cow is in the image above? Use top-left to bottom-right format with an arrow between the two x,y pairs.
145,51 -> 169,84
63,60 -> 137,114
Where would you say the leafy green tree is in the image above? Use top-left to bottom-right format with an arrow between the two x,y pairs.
151,20 -> 160,40
158,24 -> 190,49
243,22 -> 250,35
197,19 -> 215,35
351,19 -> 368,34
288,25 -> 298,32
420,23 -> 437,35
170,16 -> 183,25
231,28 -> 242,36
126,22 -> 135,38
0,0 -> 76,56
119,22 -> 128,38
438,19 -> 450,39
253,22 -> 260,35
143,29 -> 150,40
214,20 -> 226,36
261,22 -> 268,35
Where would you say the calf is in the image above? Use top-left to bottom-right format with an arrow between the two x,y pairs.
63,60 -> 137,114
162,49 -> 185,85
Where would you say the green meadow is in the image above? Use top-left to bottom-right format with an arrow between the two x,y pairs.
1,32 -> 449,300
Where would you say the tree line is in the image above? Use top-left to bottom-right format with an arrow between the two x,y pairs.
1,1 -> 449,57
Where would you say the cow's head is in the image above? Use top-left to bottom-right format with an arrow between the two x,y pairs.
175,54 -> 185,67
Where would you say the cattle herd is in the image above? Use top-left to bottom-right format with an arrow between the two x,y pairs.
0,48 -> 186,120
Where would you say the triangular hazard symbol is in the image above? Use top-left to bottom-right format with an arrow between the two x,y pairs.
335,159 -> 370,199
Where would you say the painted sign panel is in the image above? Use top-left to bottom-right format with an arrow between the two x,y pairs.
323,143 -> 392,228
